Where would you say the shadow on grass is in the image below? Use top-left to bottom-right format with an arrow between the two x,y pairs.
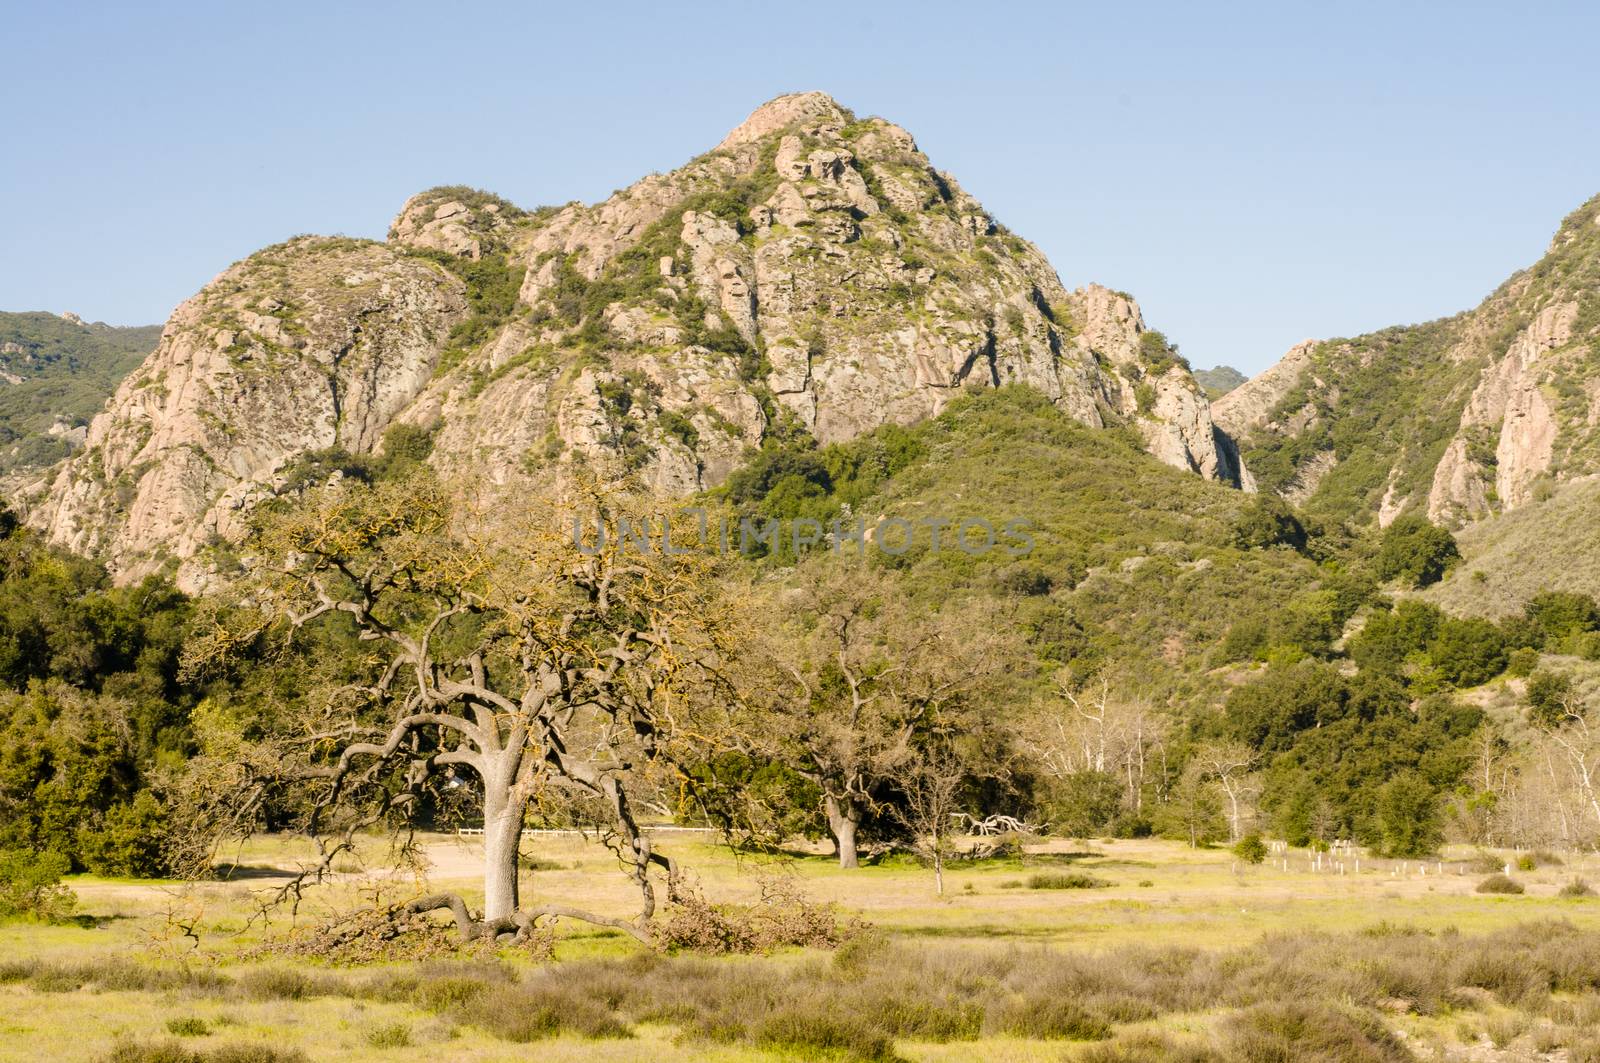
895,923 -> 1070,940
68,913 -> 134,929
211,863 -> 297,881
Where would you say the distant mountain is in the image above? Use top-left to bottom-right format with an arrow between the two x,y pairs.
26,91 -> 1250,589
1216,193 -> 1600,527
0,312 -> 160,482
1193,365 -> 1246,399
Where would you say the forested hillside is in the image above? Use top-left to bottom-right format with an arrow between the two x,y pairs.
0,312 -> 159,478
10,385 -> 1591,884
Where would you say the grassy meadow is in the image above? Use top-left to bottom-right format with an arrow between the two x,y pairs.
6,833 -> 1600,1062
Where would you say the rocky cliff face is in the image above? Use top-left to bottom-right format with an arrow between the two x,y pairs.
29,239 -> 467,581
29,92 -> 1248,587
1221,194 -> 1600,528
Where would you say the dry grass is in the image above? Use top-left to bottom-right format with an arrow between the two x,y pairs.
17,919 -> 1600,1061
6,833 -> 1600,1060
1423,478 -> 1600,618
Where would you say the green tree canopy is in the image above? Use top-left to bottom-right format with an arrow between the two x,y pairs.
1375,516 -> 1460,588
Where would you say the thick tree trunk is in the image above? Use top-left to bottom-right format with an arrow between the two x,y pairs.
826,795 -> 860,869
481,781 -> 525,922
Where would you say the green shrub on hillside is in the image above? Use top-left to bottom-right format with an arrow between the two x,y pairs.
1526,670 -> 1574,725
1232,496 -> 1308,552
412,250 -> 525,374
1505,647 -> 1540,677
1429,617 -> 1508,687
1349,600 -> 1443,672
1137,330 -> 1190,373
1375,516 -> 1460,588
1527,591 -> 1600,642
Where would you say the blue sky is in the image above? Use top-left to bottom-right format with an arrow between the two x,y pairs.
4,0 -> 1597,374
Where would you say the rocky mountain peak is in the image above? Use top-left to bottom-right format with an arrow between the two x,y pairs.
713,91 -> 852,152
28,93 -> 1250,589
1546,192 -> 1600,257
389,188 -> 526,260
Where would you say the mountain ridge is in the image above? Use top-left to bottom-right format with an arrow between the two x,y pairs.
1218,192 -> 1600,529
25,91 -> 1250,589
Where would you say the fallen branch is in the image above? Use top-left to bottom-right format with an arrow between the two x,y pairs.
405,892 -> 653,946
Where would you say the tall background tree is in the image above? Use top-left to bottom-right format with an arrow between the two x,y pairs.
748,564 -> 1016,868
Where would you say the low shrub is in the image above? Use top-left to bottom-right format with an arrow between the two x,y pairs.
1476,874 -> 1525,895
517,853 -> 564,871
754,1010 -> 898,1061
654,877 -> 859,953
1485,1012 -> 1529,1047
100,1041 -> 308,1063
982,995 -> 1112,1040
0,848 -> 77,922
363,1023 -> 410,1048
1027,872 -> 1112,890
1078,1031 -> 1212,1061
164,1018 -> 209,1037
1467,852 -> 1507,875
466,983 -> 632,1042
1233,835 -> 1269,865
1561,878 -> 1597,898
235,967 -> 343,1001
1220,1001 -> 1413,1062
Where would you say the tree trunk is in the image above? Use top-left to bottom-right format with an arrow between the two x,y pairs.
481,780 -> 525,922
826,795 -> 860,869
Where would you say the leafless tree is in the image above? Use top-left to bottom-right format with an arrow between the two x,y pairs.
893,738 -> 966,895
1532,682 -> 1600,845
1035,671 -> 1166,813
1192,741 -> 1258,842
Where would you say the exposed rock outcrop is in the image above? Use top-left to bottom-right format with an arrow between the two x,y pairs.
1212,339 -> 1317,439
1427,301 -> 1576,521
389,189 -> 525,260
29,238 -> 467,587
30,92 -> 1249,585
